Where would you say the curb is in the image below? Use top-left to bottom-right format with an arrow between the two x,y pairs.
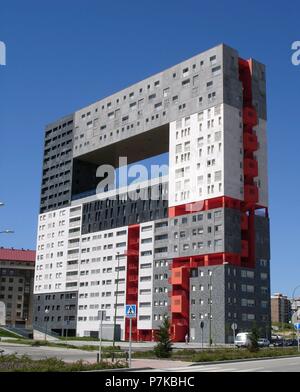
83,367 -> 152,372
189,354 -> 300,366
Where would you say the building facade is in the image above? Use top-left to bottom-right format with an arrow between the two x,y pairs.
33,44 -> 271,343
271,293 -> 291,324
0,248 -> 35,328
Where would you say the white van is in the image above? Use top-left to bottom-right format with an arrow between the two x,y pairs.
234,332 -> 251,348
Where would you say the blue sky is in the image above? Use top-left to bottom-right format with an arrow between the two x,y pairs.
0,0 -> 299,295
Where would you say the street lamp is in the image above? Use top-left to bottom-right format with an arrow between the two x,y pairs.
112,251 -> 120,360
208,262 -> 228,347
44,308 -> 49,341
0,203 -> 14,234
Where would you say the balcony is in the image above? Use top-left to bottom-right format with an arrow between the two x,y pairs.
170,267 -> 189,290
128,264 -> 138,271
244,158 -> 258,178
128,276 -> 138,284
241,240 -> 249,258
244,133 -> 258,152
243,107 -> 257,127
241,213 -> 248,231
171,294 -> 188,317
127,288 -> 138,295
244,184 -> 259,204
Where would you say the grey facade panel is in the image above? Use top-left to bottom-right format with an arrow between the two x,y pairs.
255,215 -> 270,260
251,60 -> 267,121
190,265 -> 226,344
40,114 -> 74,213
33,291 -> 78,335
81,183 -> 168,234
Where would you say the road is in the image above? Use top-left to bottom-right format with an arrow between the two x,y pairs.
1,343 -> 300,371
138,356 -> 300,372
0,343 -> 99,363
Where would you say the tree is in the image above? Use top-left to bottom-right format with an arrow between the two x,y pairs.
154,316 -> 173,358
248,324 -> 260,352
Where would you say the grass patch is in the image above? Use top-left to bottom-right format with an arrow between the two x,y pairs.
132,347 -> 300,362
173,347 -> 300,362
59,336 -> 111,342
0,354 -> 126,372
0,328 -> 22,339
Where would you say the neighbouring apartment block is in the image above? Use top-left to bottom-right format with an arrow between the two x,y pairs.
0,248 -> 35,328
271,293 -> 291,324
33,44 -> 271,343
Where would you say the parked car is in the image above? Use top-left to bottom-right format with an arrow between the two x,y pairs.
258,338 -> 270,347
234,332 -> 251,348
285,339 -> 298,346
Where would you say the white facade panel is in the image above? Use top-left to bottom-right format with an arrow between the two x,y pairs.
223,104 -> 244,201
76,226 -> 128,339
169,107 -> 226,207
137,222 -> 154,330
254,118 -> 268,207
34,207 -> 71,294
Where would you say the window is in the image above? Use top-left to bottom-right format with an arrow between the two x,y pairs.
182,78 -> 190,87
141,238 -> 152,244
241,284 -> 254,293
163,88 -> 170,97
139,315 -> 150,320
182,67 -> 189,77
140,276 -> 151,282
241,270 -> 254,279
141,250 -> 152,256
212,66 -> 221,76
260,272 -> 268,280
210,55 -> 217,65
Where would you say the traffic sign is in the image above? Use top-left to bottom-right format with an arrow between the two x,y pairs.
294,323 -> 300,331
98,310 -> 106,321
125,304 -> 137,318
231,323 -> 238,331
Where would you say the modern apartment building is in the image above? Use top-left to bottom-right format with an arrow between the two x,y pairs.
33,44 -> 271,343
0,248 -> 35,328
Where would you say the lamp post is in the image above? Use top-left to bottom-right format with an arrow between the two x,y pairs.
208,262 -> 228,347
291,285 -> 300,347
112,251 -> 120,360
0,203 -> 14,235
44,308 -> 49,341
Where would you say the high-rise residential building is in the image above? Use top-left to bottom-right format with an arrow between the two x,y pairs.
0,248 -> 35,328
271,293 -> 291,324
33,44 -> 270,343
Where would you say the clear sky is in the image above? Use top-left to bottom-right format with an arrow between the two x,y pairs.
0,1 -> 299,296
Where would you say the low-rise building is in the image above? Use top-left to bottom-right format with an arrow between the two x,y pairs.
0,247 -> 35,328
271,293 -> 291,324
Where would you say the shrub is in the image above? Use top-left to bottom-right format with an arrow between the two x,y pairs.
248,325 -> 260,352
154,316 -> 173,358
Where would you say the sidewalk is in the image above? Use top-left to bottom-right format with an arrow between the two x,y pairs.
131,358 -> 193,369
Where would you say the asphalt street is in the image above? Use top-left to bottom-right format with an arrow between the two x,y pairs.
1,343 -> 300,371
0,343 -> 99,363
138,356 -> 300,372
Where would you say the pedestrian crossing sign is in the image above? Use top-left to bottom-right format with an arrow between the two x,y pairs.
125,304 -> 137,318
